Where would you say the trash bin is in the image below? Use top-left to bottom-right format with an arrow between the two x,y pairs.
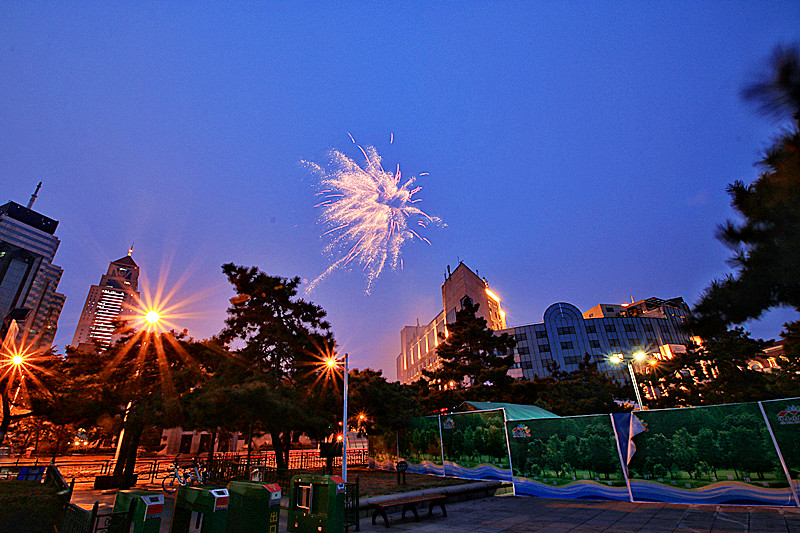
287,474 -> 346,533
112,490 -> 164,533
226,481 -> 281,533
169,485 -> 229,533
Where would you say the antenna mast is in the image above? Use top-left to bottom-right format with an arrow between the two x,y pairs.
27,182 -> 42,209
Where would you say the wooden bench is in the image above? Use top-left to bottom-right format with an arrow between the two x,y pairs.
370,494 -> 447,528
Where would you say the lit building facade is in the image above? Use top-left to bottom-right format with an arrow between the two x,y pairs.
0,192 -> 65,348
501,298 -> 691,385
72,252 -> 140,351
395,260 -> 692,387
397,262 -> 507,384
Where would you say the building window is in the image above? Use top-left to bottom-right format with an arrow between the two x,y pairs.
564,356 -> 580,365
628,336 -> 639,345
518,346 -> 530,355
643,323 -> 654,332
605,325 -> 616,334
536,330 -> 548,339
590,340 -> 601,349
557,326 -> 576,336
521,360 -> 533,370
609,339 -> 620,347
560,341 -> 574,350
515,332 -> 527,341
586,325 -> 596,334
538,344 -> 551,352
624,324 -> 636,333
605,307 -> 616,313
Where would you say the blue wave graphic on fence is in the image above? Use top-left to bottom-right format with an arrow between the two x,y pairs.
513,478 -> 629,500
443,462 -> 513,482
629,480 -> 796,506
405,460 -> 445,476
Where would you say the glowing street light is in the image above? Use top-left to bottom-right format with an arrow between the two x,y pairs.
145,310 -> 161,324
609,352 -> 649,409
11,354 -> 24,366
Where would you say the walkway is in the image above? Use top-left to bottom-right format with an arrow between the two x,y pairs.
68,482 -> 800,533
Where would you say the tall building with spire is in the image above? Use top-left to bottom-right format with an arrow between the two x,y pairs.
0,184 -> 66,348
72,248 -> 140,351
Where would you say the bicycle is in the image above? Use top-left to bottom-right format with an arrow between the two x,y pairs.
161,458 -> 208,493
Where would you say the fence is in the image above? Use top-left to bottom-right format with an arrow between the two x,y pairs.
208,448 -> 370,485
386,397 -> 800,507
0,447 -> 370,487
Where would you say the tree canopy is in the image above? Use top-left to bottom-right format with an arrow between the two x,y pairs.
692,45 -> 800,339
209,263 -> 338,470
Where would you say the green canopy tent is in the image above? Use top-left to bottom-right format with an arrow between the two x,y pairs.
456,401 -> 559,421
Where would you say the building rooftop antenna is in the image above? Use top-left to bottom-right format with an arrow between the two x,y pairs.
128,243 -> 134,257
27,182 -> 42,209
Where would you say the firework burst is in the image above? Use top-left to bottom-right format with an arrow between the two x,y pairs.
304,135 -> 441,293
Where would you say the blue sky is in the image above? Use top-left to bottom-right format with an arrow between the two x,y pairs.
2,2 -> 798,379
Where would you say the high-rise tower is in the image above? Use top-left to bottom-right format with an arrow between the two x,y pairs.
0,185 -> 66,348
72,249 -> 141,351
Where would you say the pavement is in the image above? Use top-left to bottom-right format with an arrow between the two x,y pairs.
68,481 -> 800,533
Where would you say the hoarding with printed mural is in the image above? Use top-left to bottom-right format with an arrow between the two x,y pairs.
507,414 -> 628,500
397,415 -> 444,475
626,403 -> 794,505
440,409 -> 512,481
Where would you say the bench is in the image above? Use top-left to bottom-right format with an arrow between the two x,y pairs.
370,494 -> 447,528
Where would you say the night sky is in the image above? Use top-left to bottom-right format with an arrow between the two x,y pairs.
2,3 -> 798,379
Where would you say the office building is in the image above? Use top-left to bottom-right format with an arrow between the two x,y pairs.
0,186 -> 65,348
72,250 -> 141,351
395,262 -> 691,387
501,298 -> 691,385
397,262 -> 507,384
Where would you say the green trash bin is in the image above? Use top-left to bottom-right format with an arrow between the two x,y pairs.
226,481 -> 282,533
169,485 -> 229,533
287,475 -> 346,533
112,490 -> 164,533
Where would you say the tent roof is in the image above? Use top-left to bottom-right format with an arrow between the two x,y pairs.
459,401 -> 559,421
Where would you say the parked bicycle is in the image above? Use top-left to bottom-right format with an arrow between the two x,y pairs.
161,457 -> 208,493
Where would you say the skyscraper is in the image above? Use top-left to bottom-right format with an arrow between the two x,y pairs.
72,250 -> 141,351
0,185 -> 66,348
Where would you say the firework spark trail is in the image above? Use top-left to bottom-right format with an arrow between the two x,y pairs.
304,136 -> 441,293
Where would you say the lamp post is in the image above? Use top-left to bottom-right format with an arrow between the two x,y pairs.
610,352 -> 647,409
326,352 -> 349,482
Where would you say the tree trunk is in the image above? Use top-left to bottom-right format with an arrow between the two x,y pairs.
0,392 -> 11,447
120,423 -> 143,489
245,420 -> 254,469
112,420 -> 145,489
271,429 -> 288,471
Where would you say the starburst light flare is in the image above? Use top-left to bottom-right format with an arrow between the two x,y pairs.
304,135 -> 441,293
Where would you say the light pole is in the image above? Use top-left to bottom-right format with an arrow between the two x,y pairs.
610,352 -> 648,409
326,352 -> 349,482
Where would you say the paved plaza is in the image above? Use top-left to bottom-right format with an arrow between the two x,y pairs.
68,482 -> 800,533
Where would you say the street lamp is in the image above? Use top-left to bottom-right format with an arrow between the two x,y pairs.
324,352 -> 349,482
609,351 -> 648,409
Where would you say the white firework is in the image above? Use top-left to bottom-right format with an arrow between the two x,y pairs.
304,136 -> 440,293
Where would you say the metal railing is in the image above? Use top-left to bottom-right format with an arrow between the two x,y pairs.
0,448 -> 370,485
